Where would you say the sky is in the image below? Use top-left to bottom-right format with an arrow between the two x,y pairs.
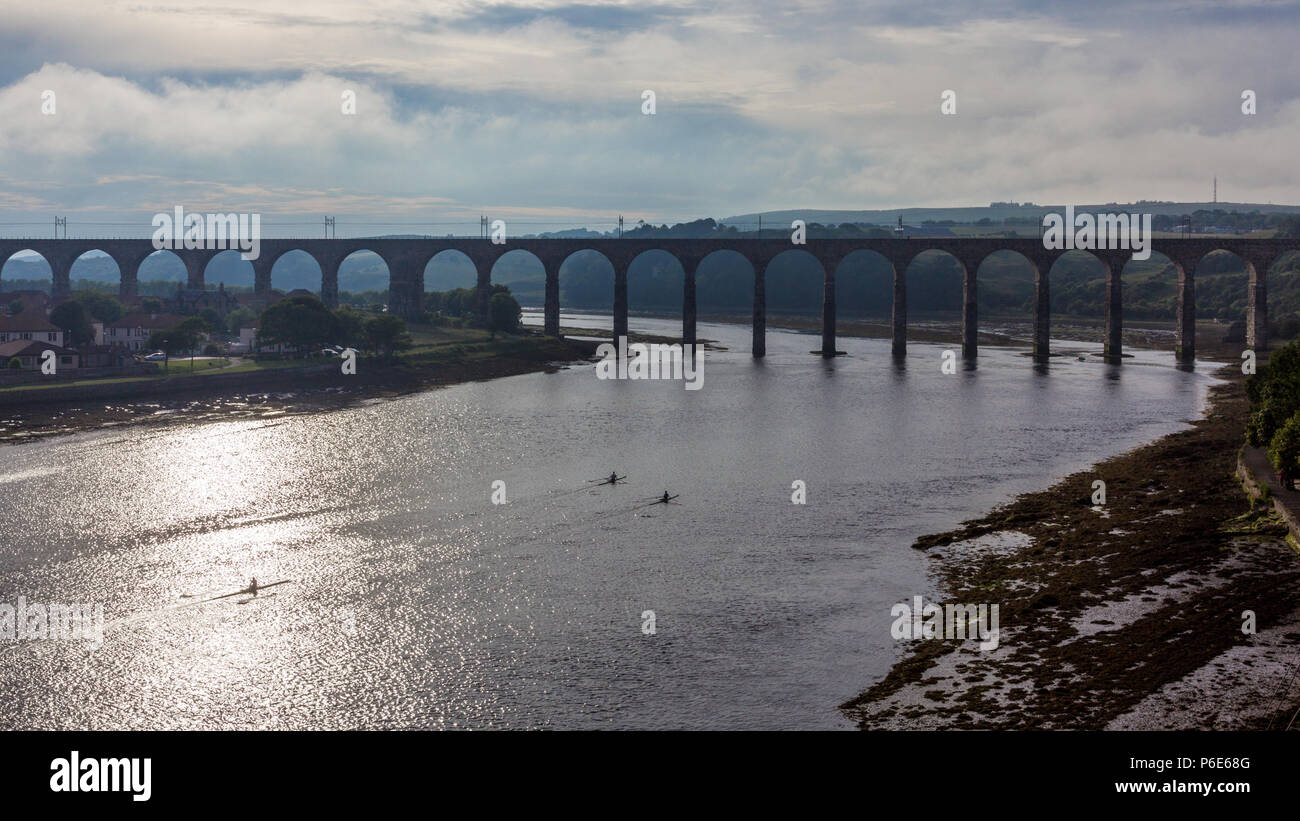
0,0 -> 1297,236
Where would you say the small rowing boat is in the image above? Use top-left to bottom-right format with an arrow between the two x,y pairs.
192,580 -> 294,603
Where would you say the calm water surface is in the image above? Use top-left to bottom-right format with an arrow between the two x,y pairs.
0,315 -> 1214,729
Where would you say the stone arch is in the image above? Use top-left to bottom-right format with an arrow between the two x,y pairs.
136,250 -> 188,306
976,249 -> 1043,361
2,248 -> 53,295
902,248 -> 971,358
697,249 -> 756,314
1046,250 -> 1109,316
1190,248 -> 1258,353
423,249 -> 477,292
834,249 -> 895,319
698,249 -> 758,354
69,248 -> 121,292
833,248 -> 897,355
973,249 -> 1038,316
765,248 -> 831,355
487,249 -> 545,328
421,248 -> 478,323
268,250 -> 324,299
204,249 -> 254,290
625,249 -> 686,314
763,248 -> 825,315
338,249 -> 393,313
557,249 -> 616,333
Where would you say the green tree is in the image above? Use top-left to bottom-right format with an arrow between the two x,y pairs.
49,300 -> 96,347
257,295 -> 338,355
489,291 -> 521,335
199,307 -> 223,332
7,357 -> 21,369
1269,414 -> 1300,489
226,306 -> 258,335
147,316 -> 209,372
73,290 -> 124,324
333,305 -> 369,349
140,297 -> 165,313
1247,340 -> 1300,446
363,314 -> 412,361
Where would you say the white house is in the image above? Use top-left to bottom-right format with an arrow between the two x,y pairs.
0,312 -> 64,347
102,313 -> 184,352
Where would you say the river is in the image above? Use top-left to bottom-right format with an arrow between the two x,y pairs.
0,313 -> 1214,729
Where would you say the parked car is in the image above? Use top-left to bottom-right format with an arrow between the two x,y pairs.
143,351 -> 166,361
319,348 -> 339,357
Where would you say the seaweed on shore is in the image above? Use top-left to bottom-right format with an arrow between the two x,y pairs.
844,370 -> 1300,730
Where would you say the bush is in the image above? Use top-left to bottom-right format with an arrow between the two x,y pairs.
1277,316 -> 1300,340
1246,340 -> 1300,447
490,291 -> 522,334
203,343 -> 222,356
7,357 -> 21,369
1269,415 -> 1300,473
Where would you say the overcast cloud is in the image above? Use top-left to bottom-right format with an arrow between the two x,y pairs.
0,0 -> 1296,233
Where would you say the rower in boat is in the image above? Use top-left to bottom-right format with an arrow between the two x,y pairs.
249,577 -> 259,596
608,472 -> 618,484
660,491 -> 671,504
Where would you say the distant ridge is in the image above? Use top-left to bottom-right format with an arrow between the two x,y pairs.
722,202 -> 1300,227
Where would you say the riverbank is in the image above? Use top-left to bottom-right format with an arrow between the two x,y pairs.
840,366 -> 1300,729
583,308 -> 1248,360
0,333 -> 602,444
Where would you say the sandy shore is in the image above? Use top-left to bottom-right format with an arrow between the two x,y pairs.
841,368 -> 1300,730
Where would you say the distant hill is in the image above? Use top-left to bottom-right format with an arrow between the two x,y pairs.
722,202 -> 1300,228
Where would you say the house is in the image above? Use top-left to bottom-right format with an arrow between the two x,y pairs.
0,311 -> 64,347
1,290 -> 53,316
101,312 -> 185,351
169,282 -> 238,316
0,339 -> 79,371
76,344 -> 136,369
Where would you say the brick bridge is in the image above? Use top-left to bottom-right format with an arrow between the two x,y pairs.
2,237 -> 1296,362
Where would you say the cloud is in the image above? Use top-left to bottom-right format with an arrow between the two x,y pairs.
0,0 -> 1297,232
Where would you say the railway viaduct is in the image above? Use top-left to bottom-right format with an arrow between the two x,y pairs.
2,236 -> 1295,363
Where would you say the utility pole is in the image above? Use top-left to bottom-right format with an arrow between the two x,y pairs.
1213,175 -> 1217,204
324,216 -> 335,239
618,215 -> 623,238
54,216 -> 66,239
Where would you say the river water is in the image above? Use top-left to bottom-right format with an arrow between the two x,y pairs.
0,314 -> 1214,729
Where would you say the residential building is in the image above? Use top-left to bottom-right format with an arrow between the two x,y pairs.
0,339 -> 79,371
0,311 -> 64,347
102,312 -> 184,351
